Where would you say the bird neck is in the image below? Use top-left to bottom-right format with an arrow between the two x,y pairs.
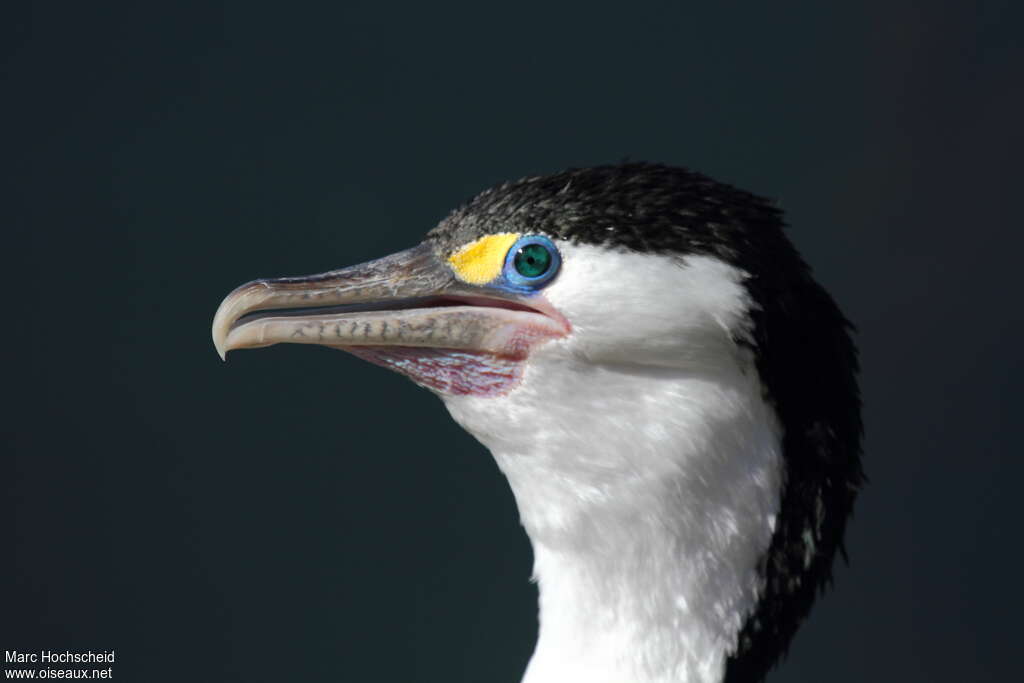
521,498 -> 766,683
444,353 -> 783,683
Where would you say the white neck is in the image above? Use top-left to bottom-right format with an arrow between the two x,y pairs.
444,351 -> 783,683
440,248 -> 785,682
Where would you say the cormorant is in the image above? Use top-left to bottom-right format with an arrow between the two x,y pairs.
212,162 -> 863,683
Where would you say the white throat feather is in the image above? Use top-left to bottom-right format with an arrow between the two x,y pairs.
442,247 -> 783,683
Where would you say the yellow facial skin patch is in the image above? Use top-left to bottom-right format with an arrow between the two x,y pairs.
447,232 -> 521,284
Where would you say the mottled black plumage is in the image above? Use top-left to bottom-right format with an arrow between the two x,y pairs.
429,162 -> 864,683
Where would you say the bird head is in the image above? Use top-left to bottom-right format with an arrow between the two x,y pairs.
212,163 -> 862,683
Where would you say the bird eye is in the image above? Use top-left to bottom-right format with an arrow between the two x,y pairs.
503,235 -> 561,290
515,244 -> 551,277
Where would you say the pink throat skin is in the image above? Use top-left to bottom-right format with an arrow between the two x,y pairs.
344,299 -> 570,397
345,347 -> 526,396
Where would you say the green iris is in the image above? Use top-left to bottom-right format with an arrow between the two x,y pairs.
514,243 -> 552,278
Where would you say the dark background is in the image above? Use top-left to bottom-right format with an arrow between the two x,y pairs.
4,2 -> 1021,681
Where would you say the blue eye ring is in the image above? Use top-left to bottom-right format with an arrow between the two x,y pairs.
502,235 -> 561,290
